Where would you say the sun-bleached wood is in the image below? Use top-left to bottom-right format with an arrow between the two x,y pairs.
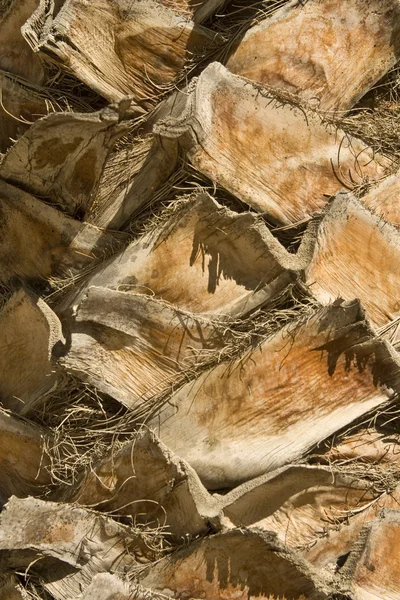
361,174 -> 400,226
305,486 -> 400,568
89,135 -> 179,229
227,0 -> 400,113
340,509 -> 400,600
24,0 -> 215,105
219,465 -> 377,552
0,495 -> 151,600
156,62 -> 390,225
62,286 -> 228,406
80,192 -> 299,315
70,428 -> 220,542
303,192 -> 400,327
149,300 -> 400,488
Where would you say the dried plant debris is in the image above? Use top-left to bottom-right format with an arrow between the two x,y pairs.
0,288 -> 63,413
360,172 -> 400,226
89,135 -> 179,230
149,300 -> 400,489
226,0 -> 400,113
0,573 -> 26,600
0,100 -> 134,218
0,495 -> 161,599
217,465 -> 378,553
0,409 -> 51,503
23,0 -> 217,106
318,426 -> 400,469
61,287 -> 229,408
138,528 -> 330,599
155,62 -> 391,225
76,191 -> 300,315
303,191 -> 400,327
0,71 -> 48,152
0,180 -> 120,285
0,0 -> 44,83
69,428 -> 220,542
339,508 -> 400,599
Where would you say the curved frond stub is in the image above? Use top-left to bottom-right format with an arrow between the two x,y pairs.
149,300 -> 400,489
80,191 -> 300,315
303,191 -> 400,327
0,410 -> 51,503
227,0 -> 400,113
340,508 -> 400,599
0,180 -> 119,284
0,288 -> 63,414
155,62 -> 390,225
219,465 -> 378,552
0,495 -> 155,598
70,427 -> 220,542
361,173 -> 400,227
0,101 -> 133,218
138,528 -> 329,599
61,287 -> 228,408
24,0 -> 216,105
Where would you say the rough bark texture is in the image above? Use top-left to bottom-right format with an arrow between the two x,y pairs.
1,0 -> 400,597
138,528 -> 329,599
0,180 -> 119,284
0,411 -> 51,503
61,286 -> 228,408
0,71 -> 47,152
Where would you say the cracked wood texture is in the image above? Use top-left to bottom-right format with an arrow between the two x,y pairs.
79,191 -> 299,315
227,0 -> 400,113
304,486 -> 400,569
341,509 -> 400,599
25,0 -> 216,105
219,465 -> 377,553
150,300 -> 400,488
361,173 -> 400,226
156,62 -> 390,225
0,496 -> 152,599
303,192 -> 400,327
